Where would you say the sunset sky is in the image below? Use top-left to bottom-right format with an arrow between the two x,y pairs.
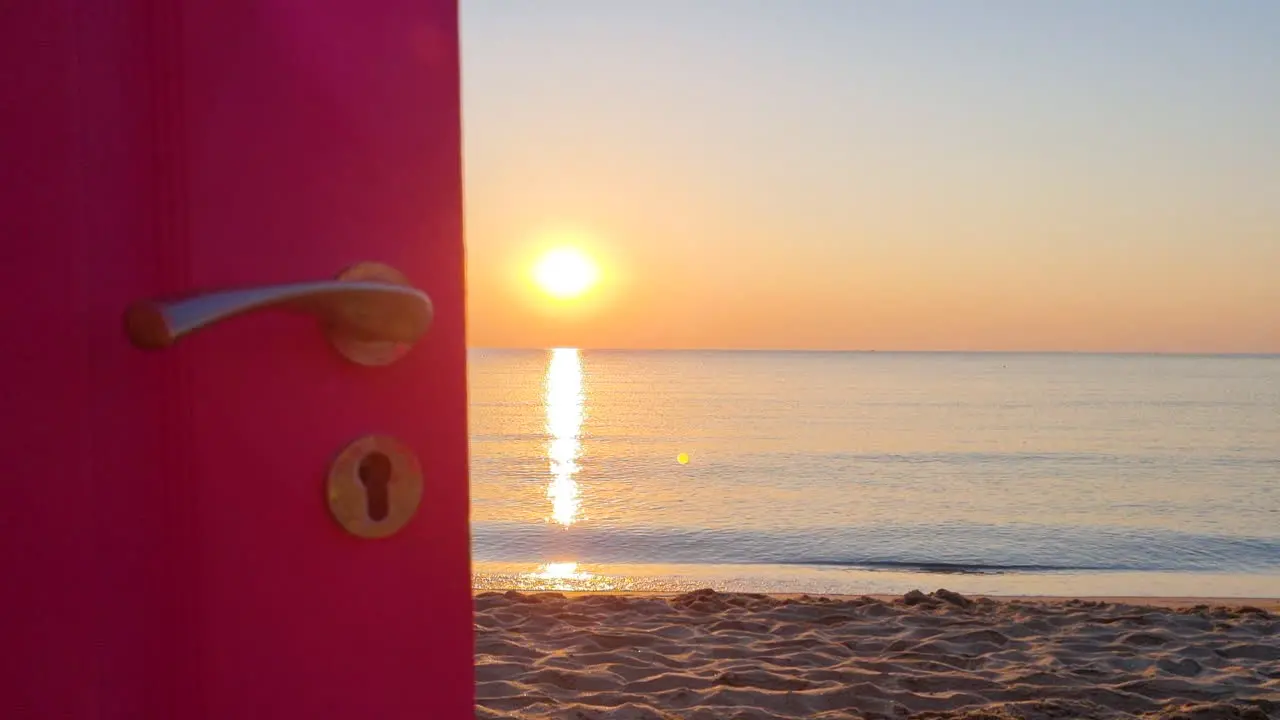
460,1 -> 1278,353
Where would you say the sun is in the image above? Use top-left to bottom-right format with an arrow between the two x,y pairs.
532,247 -> 599,299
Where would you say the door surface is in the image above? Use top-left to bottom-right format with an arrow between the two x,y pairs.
1,1 -> 472,717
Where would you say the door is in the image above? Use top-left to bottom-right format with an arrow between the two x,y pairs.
1,1 -> 472,718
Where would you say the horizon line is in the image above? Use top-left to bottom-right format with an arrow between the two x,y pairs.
465,346 -> 1279,357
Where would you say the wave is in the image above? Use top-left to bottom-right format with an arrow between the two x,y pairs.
471,521 -> 1280,574
771,559 -> 1117,575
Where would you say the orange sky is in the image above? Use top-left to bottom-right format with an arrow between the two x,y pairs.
460,2 -> 1279,353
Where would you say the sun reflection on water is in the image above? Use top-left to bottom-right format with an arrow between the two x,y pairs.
537,562 -> 590,581
545,348 -> 584,526
507,561 -> 620,592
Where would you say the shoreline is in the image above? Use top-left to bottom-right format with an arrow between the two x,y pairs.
476,589 -> 1280,610
471,561 -> 1280,602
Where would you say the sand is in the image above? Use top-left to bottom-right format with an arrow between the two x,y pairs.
474,589 -> 1280,720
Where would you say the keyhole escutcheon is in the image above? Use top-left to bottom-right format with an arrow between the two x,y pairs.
326,435 -> 424,539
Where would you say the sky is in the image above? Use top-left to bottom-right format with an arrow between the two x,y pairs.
460,1 -> 1279,353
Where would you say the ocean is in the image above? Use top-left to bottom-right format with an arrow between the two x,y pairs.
468,349 -> 1280,598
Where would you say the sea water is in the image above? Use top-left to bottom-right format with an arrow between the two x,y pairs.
469,349 -> 1280,597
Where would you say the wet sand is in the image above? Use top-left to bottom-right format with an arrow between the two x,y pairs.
474,589 -> 1280,719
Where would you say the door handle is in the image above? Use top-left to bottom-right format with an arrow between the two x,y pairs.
124,261 -> 432,366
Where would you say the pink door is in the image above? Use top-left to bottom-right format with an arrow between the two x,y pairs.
2,2 -> 472,718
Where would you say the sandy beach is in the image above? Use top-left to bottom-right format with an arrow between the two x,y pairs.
475,589 -> 1280,720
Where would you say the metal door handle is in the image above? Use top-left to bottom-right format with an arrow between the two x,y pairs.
124,261 -> 432,366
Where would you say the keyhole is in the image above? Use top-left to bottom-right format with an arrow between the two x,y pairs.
358,452 -> 393,521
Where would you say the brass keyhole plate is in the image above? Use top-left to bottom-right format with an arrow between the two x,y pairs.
326,435 -> 424,539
